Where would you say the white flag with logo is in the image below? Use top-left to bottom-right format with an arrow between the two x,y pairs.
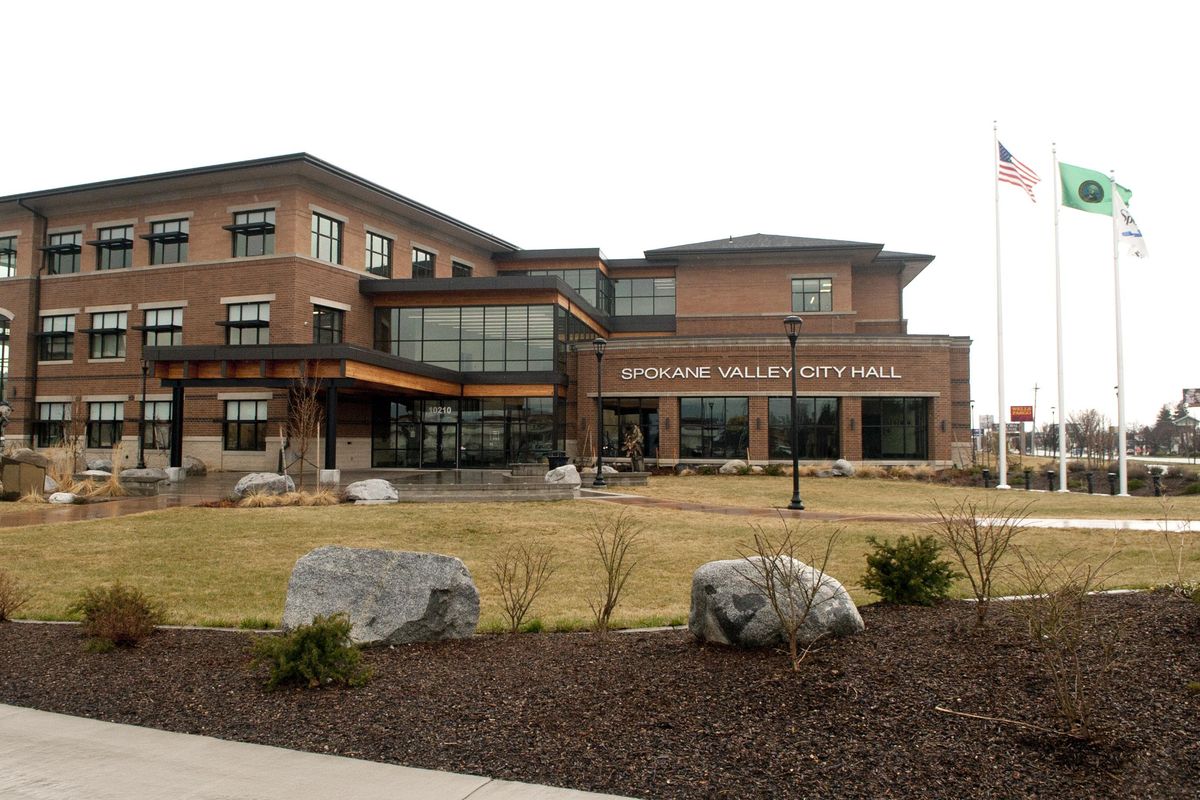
1114,191 -> 1148,258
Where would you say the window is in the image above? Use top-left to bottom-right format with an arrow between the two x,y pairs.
861,397 -> 929,459
145,219 -> 189,265
0,317 -> 9,399
374,304 -> 558,372
365,232 -> 392,277
224,302 -> 269,345
311,212 -> 342,264
91,225 -> 133,270
0,236 -> 15,278
87,401 -> 124,448
523,269 -> 614,315
412,247 -> 435,278
679,397 -> 749,459
227,209 -> 275,257
224,399 -> 268,451
45,232 -> 81,274
142,400 -> 173,450
35,402 -> 70,447
38,314 -> 75,361
768,397 -> 840,459
791,278 -> 832,313
87,311 -> 127,359
312,305 -> 343,344
601,398 -> 659,459
141,307 -> 183,347
614,277 -> 675,316
452,261 -> 473,278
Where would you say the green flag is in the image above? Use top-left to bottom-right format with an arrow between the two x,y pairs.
1059,162 -> 1132,215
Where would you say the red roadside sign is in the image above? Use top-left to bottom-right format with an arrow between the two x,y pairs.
1010,405 -> 1034,422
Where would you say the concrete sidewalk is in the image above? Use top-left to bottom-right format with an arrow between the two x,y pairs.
0,704 -> 633,800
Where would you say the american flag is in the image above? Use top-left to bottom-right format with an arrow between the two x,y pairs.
998,142 -> 1040,202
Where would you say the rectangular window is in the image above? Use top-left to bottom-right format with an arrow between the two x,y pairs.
0,318 -> 9,400
142,307 -> 183,347
224,399 -> 268,451
451,261 -> 473,278
35,402 -> 70,447
524,269 -> 614,315
613,277 -> 675,316
87,401 -> 124,449
601,397 -> 660,459
0,236 -> 15,278
225,302 -> 270,345
373,304 -> 564,372
791,278 -> 833,313
91,225 -> 133,270
679,397 -> 749,459
227,209 -> 275,257
312,305 -> 344,344
861,397 -> 929,459
88,311 -> 127,359
38,314 -> 75,361
310,212 -> 342,264
46,232 -> 82,274
145,219 -> 189,265
142,400 -> 173,450
365,232 -> 392,277
768,397 -> 840,460
412,247 -> 435,279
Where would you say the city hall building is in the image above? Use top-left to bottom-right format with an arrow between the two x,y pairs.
0,154 -> 971,474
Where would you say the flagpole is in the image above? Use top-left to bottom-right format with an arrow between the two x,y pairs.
1052,144 -> 1068,491
1111,171 -> 1128,495
993,122 -> 1010,488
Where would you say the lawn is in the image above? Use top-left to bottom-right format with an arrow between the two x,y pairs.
2,496 -> 1197,629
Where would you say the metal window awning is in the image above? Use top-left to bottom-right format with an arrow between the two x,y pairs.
76,327 -> 126,335
33,329 -> 76,337
85,238 -> 134,249
140,231 -> 189,243
131,323 -> 183,332
214,320 -> 270,328
38,243 -> 81,254
222,222 -> 275,234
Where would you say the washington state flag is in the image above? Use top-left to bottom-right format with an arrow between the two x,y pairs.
1059,162 -> 1132,215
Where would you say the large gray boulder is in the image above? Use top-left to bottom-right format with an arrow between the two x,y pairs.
233,472 -> 294,498
718,460 -> 748,475
11,449 -> 52,469
689,557 -> 863,648
282,546 -> 479,646
545,464 -> 582,486
344,478 -> 399,503
183,455 -> 207,476
86,458 -> 114,472
831,459 -> 856,477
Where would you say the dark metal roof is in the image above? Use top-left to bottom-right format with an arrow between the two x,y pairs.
1,153 -> 519,252
645,233 -> 883,256
494,248 -> 605,262
876,250 -> 935,263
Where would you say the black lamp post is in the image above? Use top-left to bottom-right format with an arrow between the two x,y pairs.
784,315 -> 804,510
593,337 -> 607,488
137,360 -> 148,469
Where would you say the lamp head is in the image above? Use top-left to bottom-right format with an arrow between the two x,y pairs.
783,315 -> 803,340
593,337 -> 607,357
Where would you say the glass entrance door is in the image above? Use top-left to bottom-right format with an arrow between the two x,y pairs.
421,422 -> 459,468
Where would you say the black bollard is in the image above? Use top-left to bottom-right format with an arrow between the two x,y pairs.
1086,471 -> 1095,494
1152,474 -> 1163,497
1046,470 -> 1055,491
1023,469 -> 1032,491
1107,472 -> 1117,495
982,468 -> 991,489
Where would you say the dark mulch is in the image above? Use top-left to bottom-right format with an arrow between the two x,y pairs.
2,592 -> 1198,799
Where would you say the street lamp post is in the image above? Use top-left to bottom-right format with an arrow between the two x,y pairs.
784,315 -> 804,510
137,360 -> 148,469
593,337 -> 607,488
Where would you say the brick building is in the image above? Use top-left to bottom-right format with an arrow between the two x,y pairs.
0,154 -> 971,474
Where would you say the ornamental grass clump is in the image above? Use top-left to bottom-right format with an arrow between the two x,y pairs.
69,582 -> 166,651
861,534 -> 959,605
250,613 -> 371,689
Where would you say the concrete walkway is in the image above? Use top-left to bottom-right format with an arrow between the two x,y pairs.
0,704 -> 632,800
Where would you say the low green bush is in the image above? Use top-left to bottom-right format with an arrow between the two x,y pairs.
249,613 -> 371,689
1182,482 -> 1200,496
69,582 -> 165,649
861,535 -> 959,606
1127,478 -> 1146,492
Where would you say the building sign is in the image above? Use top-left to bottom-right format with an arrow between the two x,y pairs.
618,364 -> 902,381
1010,405 -> 1034,422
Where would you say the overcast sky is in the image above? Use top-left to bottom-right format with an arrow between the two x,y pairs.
6,1 -> 1192,428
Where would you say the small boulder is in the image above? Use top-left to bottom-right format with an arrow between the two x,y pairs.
44,475 -> 59,493
831,459 -> 856,477
48,492 -> 77,504
689,557 -> 863,648
545,464 -> 582,486
677,467 -> 697,476
86,458 -> 114,472
11,449 -> 52,469
183,455 -> 207,476
718,460 -> 748,475
282,546 -> 480,646
80,469 -> 113,479
233,472 -> 295,498
344,478 -> 399,503
750,466 -> 765,475
580,465 -> 618,475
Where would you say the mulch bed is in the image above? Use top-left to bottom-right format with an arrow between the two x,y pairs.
2,592 -> 1198,799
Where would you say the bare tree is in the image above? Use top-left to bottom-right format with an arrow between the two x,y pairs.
491,543 -> 557,633
286,363 -> 325,489
738,521 -> 843,670
1068,409 -> 1109,469
929,497 -> 1032,628
586,510 -> 642,635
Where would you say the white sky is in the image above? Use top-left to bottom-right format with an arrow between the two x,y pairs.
5,1 -> 1193,428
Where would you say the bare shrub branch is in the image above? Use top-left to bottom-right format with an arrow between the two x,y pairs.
586,511 -> 642,635
491,542 -> 557,633
286,363 -> 326,490
0,569 -> 32,621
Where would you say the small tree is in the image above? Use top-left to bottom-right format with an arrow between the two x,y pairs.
586,511 -> 642,635
286,363 -> 325,489
861,535 -> 959,605
491,542 -> 557,633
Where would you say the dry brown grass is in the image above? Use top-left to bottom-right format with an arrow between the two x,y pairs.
237,489 -> 343,508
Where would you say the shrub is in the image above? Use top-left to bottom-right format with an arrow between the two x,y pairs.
69,582 -> 166,648
861,535 -> 959,605
0,569 -> 33,621
764,464 -> 786,477
586,510 -> 643,635
491,542 -> 556,633
929,498 -> 1031,627
910,465 -> 937,482
1127,478 -> 1146,493
250,613 -> 371,689
856,465 -> 886,479
1182,483 -> 1200,496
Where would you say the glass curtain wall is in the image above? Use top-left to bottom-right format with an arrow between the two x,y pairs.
601,398 -> 659,459
521,269 -> 614,315
861,397 -> 929,459
679,397 -> 749,459
374,305 -> 559,372
767,397 -> 840,459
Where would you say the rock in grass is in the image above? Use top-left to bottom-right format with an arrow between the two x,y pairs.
831,459 -> 856,477
545,464 -> 581,486
233,472 -> 294,498
689,558 -> 863,648
718,460 -> 747,474
86,458 -> 114,472
344,478 -> 398,503
48,492 -> 77,504
282,546 -> 479,645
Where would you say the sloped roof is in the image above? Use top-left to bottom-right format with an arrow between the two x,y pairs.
645,233 -> 882,256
